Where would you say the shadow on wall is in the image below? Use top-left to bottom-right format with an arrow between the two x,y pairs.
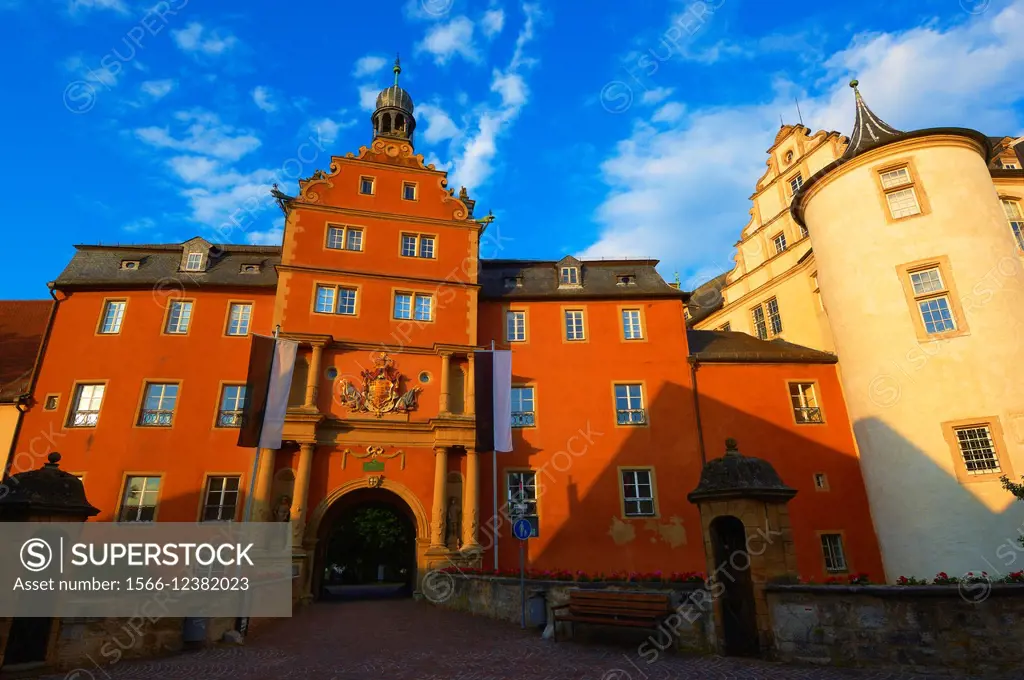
853,416 -> 1024,580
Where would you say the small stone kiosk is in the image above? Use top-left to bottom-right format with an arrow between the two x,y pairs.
687,438 -> 799,658
0,452 -> 99,672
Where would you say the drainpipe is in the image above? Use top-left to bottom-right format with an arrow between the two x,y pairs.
688,356 -> 707,466
3,284 -> 62,481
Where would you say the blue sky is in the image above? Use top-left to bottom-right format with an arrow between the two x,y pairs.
1,0 -> 1023,299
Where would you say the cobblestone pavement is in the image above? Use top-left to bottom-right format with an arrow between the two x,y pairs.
41,599 -> 997,680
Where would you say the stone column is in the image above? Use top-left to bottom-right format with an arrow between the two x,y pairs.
303,344 -> 323,409
291,443 -> 316,540
465,352 -> 476,416
439,352 -> 452,414
252,447 -> 277,521
462,447 -> 481,551
430,446 -> 448,548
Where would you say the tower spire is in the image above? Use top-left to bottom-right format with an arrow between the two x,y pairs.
842,79 -> 903,160
394,54 -> 401,87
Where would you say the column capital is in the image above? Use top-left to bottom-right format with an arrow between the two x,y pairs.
299,442 -> 317,453
433,445 -> 448,456
439,350 -> 454,358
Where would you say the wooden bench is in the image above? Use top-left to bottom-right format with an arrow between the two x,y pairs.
550,590 -> 673,641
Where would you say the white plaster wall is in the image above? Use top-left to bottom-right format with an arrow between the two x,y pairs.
805,138 -> 1024,581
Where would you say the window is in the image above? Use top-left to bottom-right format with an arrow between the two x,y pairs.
165,300 -> 193,334
184,252 -> 203,271
240,263 -> 261,274
120,260 -> 140,271
617,275 -> 636,286
503,276 -> 523,289
326,226 -> 364,251
954,425 -> 1001,475
315,285 -> 358,316
813,473 -> 829,491
507,471 -> 539,537
622,309 -> 643,340
821,534 -> 847,572
226,303 -> 252,336
202,476 -> 240,521
909,267 -> 956,335
44,395 -> 59,411
773,232 -> 787,254
511,386 -> 535,427
359,177 -> 374,195
394,293 -> 432,321
1002,199 -> 1024,250
719,322 -> 731,331
559,267 -> 579,285
1005,162 -> 1020,169
68,384 -> 104,427
118,476 -> 161,522
217,385 -> 246,427
789,173 -> 803,194
878,165 -> 922,219
506,310 -> 526,342
564,309 -> 585,341
784,150 -> 794,164
621,469 -> 656,517
800,224 -> 809,238
614,384 -> 646,425
99,300 -> 126,334
139,383 -> 178,427
789,382 -> 823,424
751,297 -> 782,340
401,233 -> 435,259
683,308 -> 692,321
402,182 -> 417,201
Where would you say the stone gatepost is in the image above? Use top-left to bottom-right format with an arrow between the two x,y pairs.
687,438 -> 798,657
0,452 -> 99,671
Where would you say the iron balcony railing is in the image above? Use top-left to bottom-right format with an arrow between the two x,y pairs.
139,409 -> 174,426
218,410 -> 243,427
616,408 -> 647,425
794,407 -> 823,423
511,411 -> 535,427
69,411 -> 99,427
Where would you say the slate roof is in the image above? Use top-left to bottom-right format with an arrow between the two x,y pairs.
480,259 -> 687,301
53,243 -> 282,290
0,300 -> 52,403
687,330 -> 838,364
686,272 -> 730,326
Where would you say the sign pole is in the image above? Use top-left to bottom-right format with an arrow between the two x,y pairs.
491,340 -> 499,572
519,538 -> 526,629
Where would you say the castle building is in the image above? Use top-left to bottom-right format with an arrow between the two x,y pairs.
0,300 -> 52,472
5,62 -> 885,598
692,81 -> 1024,581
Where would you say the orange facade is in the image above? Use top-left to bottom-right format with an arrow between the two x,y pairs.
6,73 -> 886,592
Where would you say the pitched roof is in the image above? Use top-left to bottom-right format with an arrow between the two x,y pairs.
480,259 -> 687,301
686,272 -> 730,326
687,330 -> 838,364
53,243 -> 282,290
0,300 -> 52,402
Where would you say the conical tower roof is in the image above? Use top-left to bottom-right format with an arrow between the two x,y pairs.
841,79 -> 903,160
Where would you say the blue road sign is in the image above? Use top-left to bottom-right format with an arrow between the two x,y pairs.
513,518 -> 532,540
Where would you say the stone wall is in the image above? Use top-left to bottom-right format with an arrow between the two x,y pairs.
53,616 -> 185,672
432,576 -> 715,654
767,584 -> 1024,676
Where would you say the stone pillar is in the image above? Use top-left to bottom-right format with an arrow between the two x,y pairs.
430,446 -> 448,549
465,352 -> 476,416
462,447 -> 481,551
439,352 -> 452,414
252,447 -> 277,521
303,344 -> 323,409
290,443 -> 316,540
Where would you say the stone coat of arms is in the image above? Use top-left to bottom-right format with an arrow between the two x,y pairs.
338,353 -> 420,417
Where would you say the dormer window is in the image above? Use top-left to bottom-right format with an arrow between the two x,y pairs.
504,276 -> 523,289
240,263 -> 261,274
120,260 -> 140,271
616,274 -> 636,286
789,173 -> 803,194
559,266 -> 580,286
184,253 -> 203,271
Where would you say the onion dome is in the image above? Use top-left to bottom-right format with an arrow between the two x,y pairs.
372,55 -> 417,145
0,452 -> 100,518
688,439 -> 797,504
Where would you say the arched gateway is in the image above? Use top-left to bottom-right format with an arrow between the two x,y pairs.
304,478 -> 431,600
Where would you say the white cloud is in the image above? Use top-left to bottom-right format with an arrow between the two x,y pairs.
309,115 -> 356,145
582,0 -> 1024,280
252,86 -> 277,112
481,9 -> 505,37
141,79 -> 175,99
135,110 -> 261,161
449,4 -> 542,191
122,217 -> 155,233
68,0 -> 127,13
417,16 -> 478,65
246,228 -> 283,245
359,84 -> 380,112
641,87 -> 673,105
651,101 -> 685,123
63,54 -> 119,88
353,55 -> 388,78
416,103 -> 461,144
172,22 -> 238,57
